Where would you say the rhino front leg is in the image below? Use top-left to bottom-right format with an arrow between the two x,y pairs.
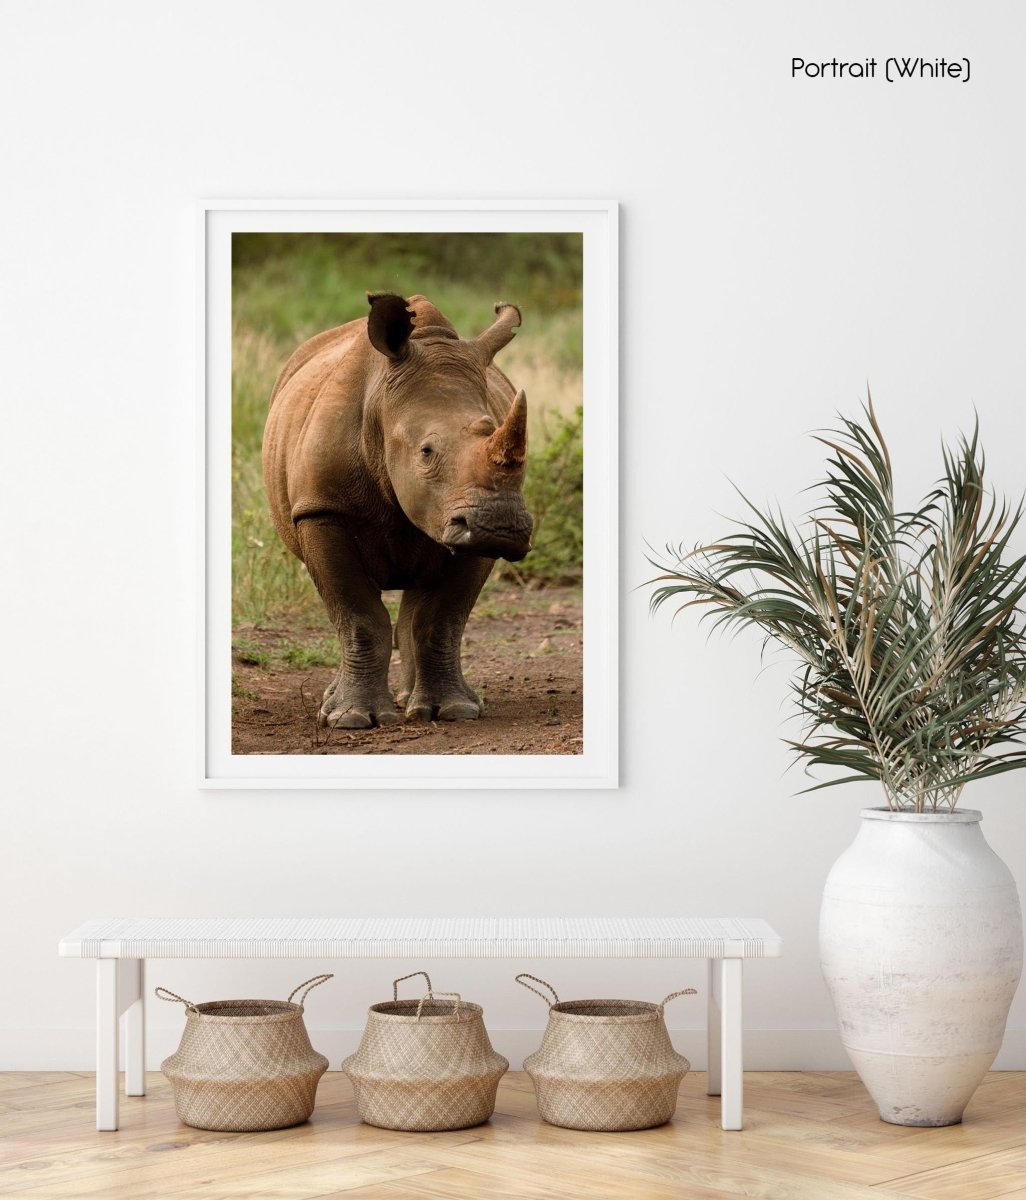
394,593 -> 471,712
296,517 -> 399,729
398,558 -> 493,721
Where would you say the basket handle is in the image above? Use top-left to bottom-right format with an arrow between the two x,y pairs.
393,971 -> 434,1001
416,991 -> 462,1022
154,986 -> 199,1014
515,973 -> 559,1007
658,987 -> 698,1014
287,974 -> 334,1007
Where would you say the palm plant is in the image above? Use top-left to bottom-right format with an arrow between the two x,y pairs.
649,403 -> 1026,812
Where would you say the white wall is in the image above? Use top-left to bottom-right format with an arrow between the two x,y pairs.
3,0 -> 1025,1071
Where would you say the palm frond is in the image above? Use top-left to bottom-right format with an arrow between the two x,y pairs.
647,403 -> 1026,812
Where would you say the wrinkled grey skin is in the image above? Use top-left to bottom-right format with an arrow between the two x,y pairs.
262,292 -> 533,728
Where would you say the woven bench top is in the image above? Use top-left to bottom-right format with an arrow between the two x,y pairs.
59,917 -> 782,960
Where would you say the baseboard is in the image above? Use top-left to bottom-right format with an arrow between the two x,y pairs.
5,1028 -> 1026,1072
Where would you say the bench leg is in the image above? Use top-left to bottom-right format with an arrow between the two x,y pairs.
706,959 -> 721,1096
124,960 -> 146,1097
714,959 -> 744,1130
96,960 -> 119,1131
96,958 -> 145,1129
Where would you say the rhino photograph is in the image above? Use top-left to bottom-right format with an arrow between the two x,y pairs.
232,232 -> 584,755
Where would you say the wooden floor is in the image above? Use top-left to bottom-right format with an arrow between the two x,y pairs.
3,1071 -> 1026,1199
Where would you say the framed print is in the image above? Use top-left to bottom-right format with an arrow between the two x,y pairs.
200,200 -> 618,788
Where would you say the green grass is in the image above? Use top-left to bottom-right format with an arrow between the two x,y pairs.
233,232 -> 582,347
279,638 -> 339,669
232,232 -> 584,625
232,639 -> 273,669
232,634 -> 339,674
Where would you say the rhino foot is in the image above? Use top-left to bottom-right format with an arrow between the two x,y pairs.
319,690 -> 401,730
320,706 -> 401,730
438,699 -> 481,721
405,691 -> 483,722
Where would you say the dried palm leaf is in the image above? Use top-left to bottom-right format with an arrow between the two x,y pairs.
648,401 -> 1026,812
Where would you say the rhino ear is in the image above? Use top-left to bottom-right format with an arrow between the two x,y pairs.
366,292 -> 415,361
475,302 -> 521,364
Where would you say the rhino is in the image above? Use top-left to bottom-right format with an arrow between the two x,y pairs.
262,292 -> 533,729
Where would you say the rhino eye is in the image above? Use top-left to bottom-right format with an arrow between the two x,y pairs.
420,444 -> 434,458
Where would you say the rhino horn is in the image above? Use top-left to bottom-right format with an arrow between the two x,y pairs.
486,389 -> 528,468
475,302 -> 522,364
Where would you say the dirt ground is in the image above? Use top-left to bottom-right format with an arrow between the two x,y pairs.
232,586 -> 582,756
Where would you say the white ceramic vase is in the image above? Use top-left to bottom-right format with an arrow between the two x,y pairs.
820,807 -> 1023,1126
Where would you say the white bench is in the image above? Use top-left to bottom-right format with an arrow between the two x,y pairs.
59,916 -> 782,1133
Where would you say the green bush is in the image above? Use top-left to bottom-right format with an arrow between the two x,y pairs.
498,406 -> 584,586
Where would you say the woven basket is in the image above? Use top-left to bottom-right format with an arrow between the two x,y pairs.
157,975 -> 331,1132
342,971 -> 508,1132
517,973 -> 696,1132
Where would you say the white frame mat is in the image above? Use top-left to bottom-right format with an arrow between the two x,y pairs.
200,200 -> 618,789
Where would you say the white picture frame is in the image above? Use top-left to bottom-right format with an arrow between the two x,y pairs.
200,200 -> 618,788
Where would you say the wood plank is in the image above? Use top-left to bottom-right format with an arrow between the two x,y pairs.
0,1073 -> 89,1093
406,1135 -> 919,1200
3,1108 -> 478,1198
323,1164 -> 717,1200
0,1076 -> 126,1113
883,1144 -> 1026,1200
